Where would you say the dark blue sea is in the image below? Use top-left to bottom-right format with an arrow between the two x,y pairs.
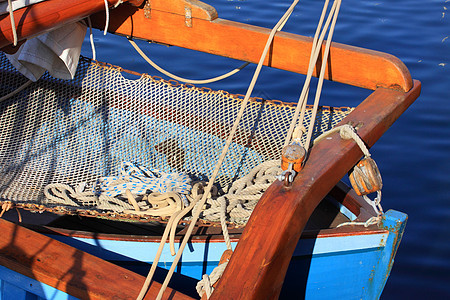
80,0 -> 449,298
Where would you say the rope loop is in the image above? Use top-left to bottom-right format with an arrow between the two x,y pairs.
196,262 -> 228,299
339,124 -> 371,157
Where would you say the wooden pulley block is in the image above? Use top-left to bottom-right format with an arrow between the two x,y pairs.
349,157 -> 383,196
281,143 -> 306,172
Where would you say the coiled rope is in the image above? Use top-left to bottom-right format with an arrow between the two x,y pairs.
140,2 -> 301,299
200,160 -> 281,226
44,162 -> 192,212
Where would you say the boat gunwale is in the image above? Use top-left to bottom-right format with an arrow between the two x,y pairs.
211,80 -> 421,299
21,222 -> 388,243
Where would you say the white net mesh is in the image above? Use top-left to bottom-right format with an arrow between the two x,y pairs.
0,53 -> 353,222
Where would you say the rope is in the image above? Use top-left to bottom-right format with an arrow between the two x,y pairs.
336,216 -> 380,228
44,162 -> 193,214
200,160 -> 280,225
128,39 -> 250,84
136,190 -> 203,300
311,125 -> 384,228
95,162 -> 191,201
7,0 -> 17,46
0,202 -> 13,218
87,17 -> 97,61
364,191 -> 383,215
103,0 -> 109,35
304,0 -> 341,151
284,0 -> 342,151
313,124 -> 371,157
196,262 -> 228,299
151,2 -> 300,299
219,197 -> 232,250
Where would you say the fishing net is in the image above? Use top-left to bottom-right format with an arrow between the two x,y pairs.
0,53 -> 353,222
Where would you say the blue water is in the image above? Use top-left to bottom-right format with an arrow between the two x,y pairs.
81,0 -> 449,298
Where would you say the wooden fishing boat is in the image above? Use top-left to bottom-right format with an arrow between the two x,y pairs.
0,0 -> 421,299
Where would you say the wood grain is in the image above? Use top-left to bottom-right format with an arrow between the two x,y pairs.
0,0 -> 127,49
211,81 -> 421,299
0,218 -> 194,299
89,0 -> 413,92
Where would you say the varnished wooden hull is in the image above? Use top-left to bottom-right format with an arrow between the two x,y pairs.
0,208 -> 406,299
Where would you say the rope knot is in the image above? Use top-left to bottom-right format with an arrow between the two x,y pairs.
339,124 -> 356,140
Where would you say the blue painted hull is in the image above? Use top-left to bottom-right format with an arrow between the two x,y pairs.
0,210 -> 407,299
0,266 -> 78,300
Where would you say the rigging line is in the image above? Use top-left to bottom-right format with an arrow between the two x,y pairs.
7,0 -> 17,46
153,1 -> 300,299
103,0 -> 109,35
286,0 -> 331,146
304,0 -> 341,151
87,17 -> 96,61
128,39 -> 250,84
284,0 -> 335,147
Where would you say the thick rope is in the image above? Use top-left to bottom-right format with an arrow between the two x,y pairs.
135,209 -> 184,299
95,162 -> 191,201
313,124 -> 370,157
196,262 -> 228,299
128,39 -> 250,85
151,2 -> 301,299
200,160 -> 280,225
44,162 -> 193,214
136,192 -> 202,300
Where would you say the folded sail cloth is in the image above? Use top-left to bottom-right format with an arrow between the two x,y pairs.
5,21 -> 87,81
0,0 -> 47,14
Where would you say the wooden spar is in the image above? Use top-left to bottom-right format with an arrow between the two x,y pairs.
0,0 -> 143,50
88,0 -> 413,92
0,218 -> 194,300
211,80 -> 421,299
0,0 -> 413,91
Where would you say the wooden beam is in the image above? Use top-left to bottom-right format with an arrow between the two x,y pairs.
89,0 -> 413,92
0,0 -> 133,49
145,0 -> 218,21
211,80 -> 421,299
0,218 -> 194,300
